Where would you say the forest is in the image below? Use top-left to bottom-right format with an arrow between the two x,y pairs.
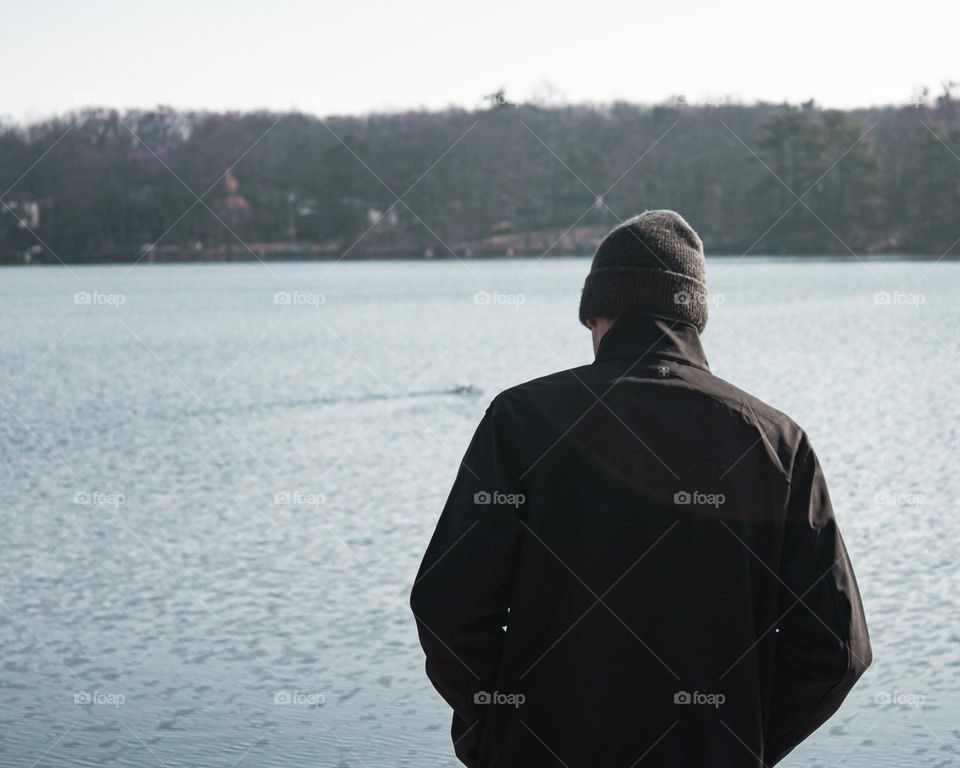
1,92 -> 958,263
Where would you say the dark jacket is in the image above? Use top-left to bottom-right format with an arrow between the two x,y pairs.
411,314 -> 871,767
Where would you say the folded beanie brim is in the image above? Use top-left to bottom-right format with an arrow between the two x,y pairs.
578,266 -> 708,331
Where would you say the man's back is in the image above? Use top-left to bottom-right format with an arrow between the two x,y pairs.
411,213 -> 870,767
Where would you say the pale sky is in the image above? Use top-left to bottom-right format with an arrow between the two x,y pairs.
1,0 -> 956,122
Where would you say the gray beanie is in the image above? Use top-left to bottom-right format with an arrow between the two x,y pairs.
578,210 -> 708,332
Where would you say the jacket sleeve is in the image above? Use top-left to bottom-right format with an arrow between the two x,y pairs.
409,398 -> 526,768
765,434 -> 872,765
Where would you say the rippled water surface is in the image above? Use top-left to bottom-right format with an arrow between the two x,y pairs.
1,258 -> 958,766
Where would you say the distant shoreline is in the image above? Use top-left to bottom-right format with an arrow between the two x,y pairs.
5,101 -> 960,267
3,251 -> 956,268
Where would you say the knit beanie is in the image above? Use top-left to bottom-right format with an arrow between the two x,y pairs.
578,210 -> 708,332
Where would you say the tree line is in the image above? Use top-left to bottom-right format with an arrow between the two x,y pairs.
1,93 -> 958,263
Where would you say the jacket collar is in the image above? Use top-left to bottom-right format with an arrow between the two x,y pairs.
594,313 -> 709,371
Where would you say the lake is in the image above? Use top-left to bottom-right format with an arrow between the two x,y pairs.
1,257 -> 958,767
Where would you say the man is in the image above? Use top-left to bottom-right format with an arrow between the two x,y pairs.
411,210 -> 871,767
